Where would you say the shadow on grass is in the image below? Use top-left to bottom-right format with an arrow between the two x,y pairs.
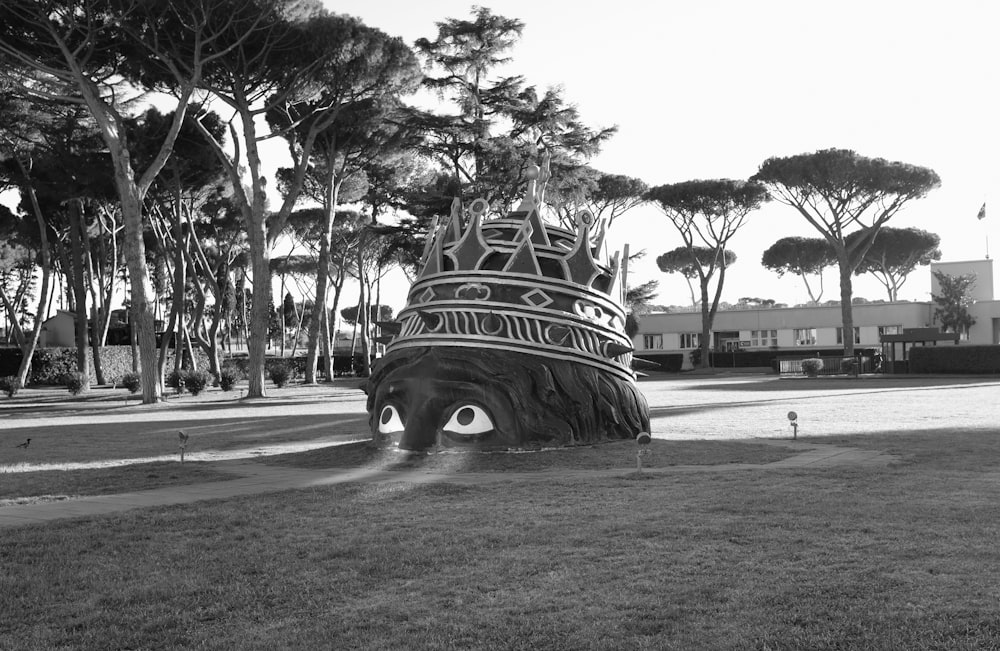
798,426 -> 1000,472
263,438 -> 801,472
0,412 -> 368,466
0,392 -> 367,420
0,460 -> 238,501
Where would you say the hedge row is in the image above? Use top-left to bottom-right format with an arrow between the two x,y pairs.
220,353 -> 367,378
0,345 -> 375,386
909,345 -> 1000,374
0,346 -> 209,386
631,353 -> 685,373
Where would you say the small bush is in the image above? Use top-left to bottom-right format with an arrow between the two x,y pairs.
840,357 -> 858,374
218,368 -> 239,391
269,363 -> 291,388
183,370 -> 211,396
800,358 -> 824,376
0,375 -> 20,398
120,372 -> 141,394
166,369 -> 185,394
64,371 -> 88,395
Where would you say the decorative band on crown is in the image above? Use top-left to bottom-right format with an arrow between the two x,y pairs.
378,157 -> 636,382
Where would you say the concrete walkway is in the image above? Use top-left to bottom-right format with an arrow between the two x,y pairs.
0,441 -> 897,529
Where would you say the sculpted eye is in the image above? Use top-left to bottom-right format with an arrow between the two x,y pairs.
443,405 -> 494,436
378,405 -> 405,433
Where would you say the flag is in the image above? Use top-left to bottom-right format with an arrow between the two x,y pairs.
977,202 -> 986,220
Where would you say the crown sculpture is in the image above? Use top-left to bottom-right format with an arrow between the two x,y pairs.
363,157 -> 651,451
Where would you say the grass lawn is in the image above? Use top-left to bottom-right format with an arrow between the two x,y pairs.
3,429 -> 999,650
263,438 -> 800,472
0,462 -> 238,503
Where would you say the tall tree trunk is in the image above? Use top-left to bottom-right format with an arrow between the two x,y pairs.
279,276 -> 287,358
67,200 -> 91,389
355,249 -> 370,378
129,285 -> 139,374
324,258 -> 348,379
839,259 -> 856,356
157,288 -> 179,380
80,208 -> 106,385
14,173 -> 54,389
246,218 -> 271,398
306,236 -> 332,383
321,305 -> 333,379
0,289 -> 26,347
183,325 -> 197,371
16,281 -> 54,390
698,275 -> 711,369
172,190 -> 186,373
800,272 -> 823,304
116,166 -> 162,402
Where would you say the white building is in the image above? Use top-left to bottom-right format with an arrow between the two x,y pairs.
634,259 -> 1000,370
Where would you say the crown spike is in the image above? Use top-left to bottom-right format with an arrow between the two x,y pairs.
443,199 -> 464,244
376,320 -> 402,335
607,250 -> 622,300
418,216 -> 440,266
417,228 -> 446,278
604,341 -> 634,358
525,209 -> 551,246
560,218 -> 603,287
447,209 -> 495,271
503,235 -> 542,276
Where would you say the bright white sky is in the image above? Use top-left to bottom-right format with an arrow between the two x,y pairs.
4,1 -> 996,316
323,0 -> 1000,311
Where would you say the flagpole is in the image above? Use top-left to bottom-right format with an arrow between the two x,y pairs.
978,201 -> 988,259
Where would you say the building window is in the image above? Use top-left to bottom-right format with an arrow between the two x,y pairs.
751,329 -> 778,346
679,333 -> 700,349
642,334 -> 663,350
793,328 -> 816,346
878,325 -> 902,337
836,327 -> 861,345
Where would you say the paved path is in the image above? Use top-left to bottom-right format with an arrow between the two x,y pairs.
0,441 -> 897,529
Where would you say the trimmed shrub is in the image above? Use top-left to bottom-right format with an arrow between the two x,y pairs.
0,375 -> 20,398
840,357 -> 858,374
182,370 -> 211,396
32,348 -> 78,385
166,369 -> 185,394
800,358 -> 824,376
218,368 -> 239,391
909,345 -> 1000,374
64,371 -> 88,395
269,363 -> 291,388
120,372 -> 141,394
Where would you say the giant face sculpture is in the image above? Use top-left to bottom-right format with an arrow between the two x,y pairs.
366,346 -> 650,450
364,161 -> 651,451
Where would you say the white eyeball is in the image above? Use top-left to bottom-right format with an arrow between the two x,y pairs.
442,405 -> 494,436
378,405 -> 405,433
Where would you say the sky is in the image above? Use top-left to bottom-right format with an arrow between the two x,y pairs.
3,1 -> 996,318
322,0 -> 1000,312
